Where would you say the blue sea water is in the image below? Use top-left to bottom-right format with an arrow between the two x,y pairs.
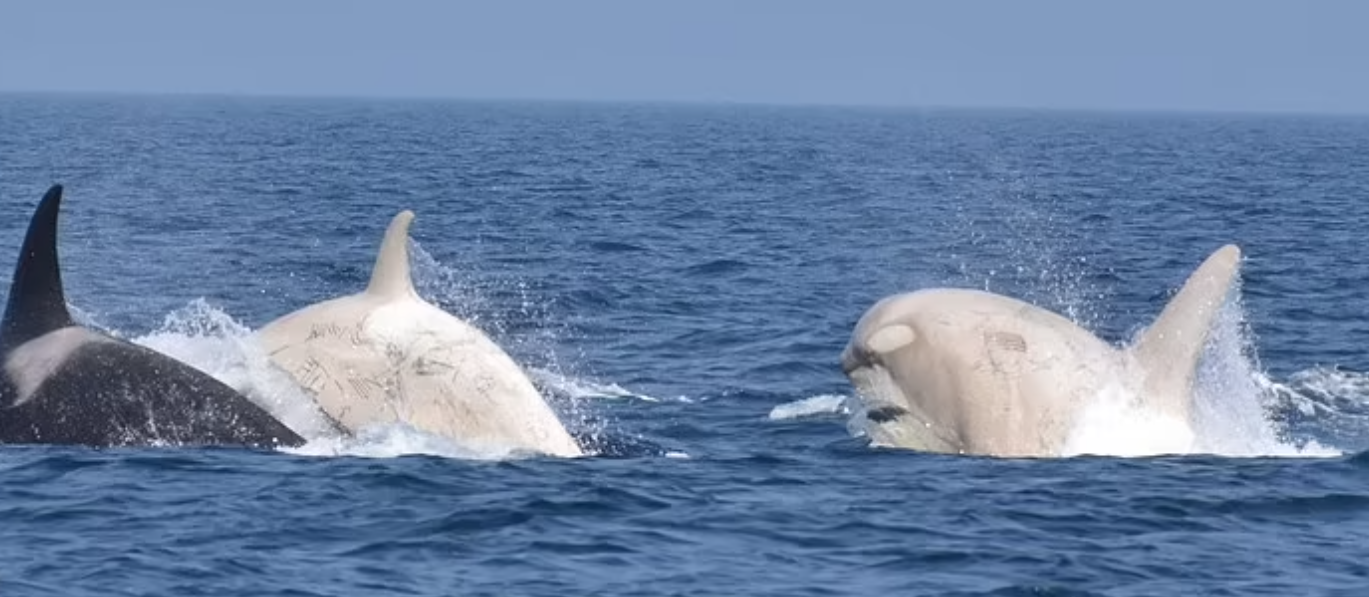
2,94 -> 1369,595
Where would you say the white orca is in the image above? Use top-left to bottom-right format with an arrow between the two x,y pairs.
0,185 -> 305,448
840,245 -> 1242,457
256,210 -> 584,457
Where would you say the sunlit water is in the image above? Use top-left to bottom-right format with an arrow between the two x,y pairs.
2,95 -> 1369,595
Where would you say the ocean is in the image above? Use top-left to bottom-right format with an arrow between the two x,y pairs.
1,94 -> 1368,595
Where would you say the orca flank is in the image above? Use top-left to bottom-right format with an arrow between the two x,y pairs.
256,209 -> 584,457
841,245 -> 1242,457
0,185 -> 305,448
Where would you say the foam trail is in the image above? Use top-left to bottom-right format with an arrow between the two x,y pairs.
1274,366 -> 1369,418
1265,366 -> 1369,451
769,394 -> 851,421
531,367 -> 660,402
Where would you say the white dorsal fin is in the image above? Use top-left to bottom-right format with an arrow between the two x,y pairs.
364,210 -> 417,299
1129,244 -> 1242,420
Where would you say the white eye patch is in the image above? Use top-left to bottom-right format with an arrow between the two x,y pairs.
866,324 -> 916,354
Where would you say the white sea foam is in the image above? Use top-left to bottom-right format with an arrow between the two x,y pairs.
1275,366 -> 1369,415
530,367 -> 659,402
1061,382 -> 1196,457
282,423 -> 527,461
768,394 -> 851,421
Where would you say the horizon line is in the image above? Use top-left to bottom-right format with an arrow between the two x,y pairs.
3,88 -> 1367,120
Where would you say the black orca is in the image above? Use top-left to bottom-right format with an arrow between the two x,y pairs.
0,185 -> 304,448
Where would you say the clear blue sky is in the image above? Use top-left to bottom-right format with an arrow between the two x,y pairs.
2,0 -> 1366,113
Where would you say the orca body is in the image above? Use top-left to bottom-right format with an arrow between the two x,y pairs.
0,185 -> 305,448
257,210 -> 583,457
841,245 -> 1243,457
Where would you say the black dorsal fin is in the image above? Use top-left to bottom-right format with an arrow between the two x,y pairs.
1,185 -> 74,351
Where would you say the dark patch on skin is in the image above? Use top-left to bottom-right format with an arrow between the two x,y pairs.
985,330 -> 1027,352
866,404 -> 909,423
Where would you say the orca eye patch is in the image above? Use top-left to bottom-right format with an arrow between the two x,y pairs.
866,324 -> 916,354
866,404 -> 909,423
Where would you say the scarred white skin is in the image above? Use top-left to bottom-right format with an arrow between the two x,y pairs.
841,245 -> 1242,458
257,211 -> 583,457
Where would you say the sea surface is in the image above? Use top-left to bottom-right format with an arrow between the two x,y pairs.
2,94 -> 1369,595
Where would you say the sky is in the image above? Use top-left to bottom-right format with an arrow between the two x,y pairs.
2,0 -> 1367,114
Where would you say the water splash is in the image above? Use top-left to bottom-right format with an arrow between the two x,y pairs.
409,239 -> 566,366
407,239 -> 492,326
133,298 -> 344,440
1184,287 -> 1329,456
408,239 -> 599,422
1065,285 -> 1339,458
942,164 -> 1105,329
1062,382 -> 1196,457
284,424 -> 527,461
412,241 -> 633,455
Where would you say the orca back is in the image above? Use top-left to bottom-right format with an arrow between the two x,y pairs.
0,340 -> 304,447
